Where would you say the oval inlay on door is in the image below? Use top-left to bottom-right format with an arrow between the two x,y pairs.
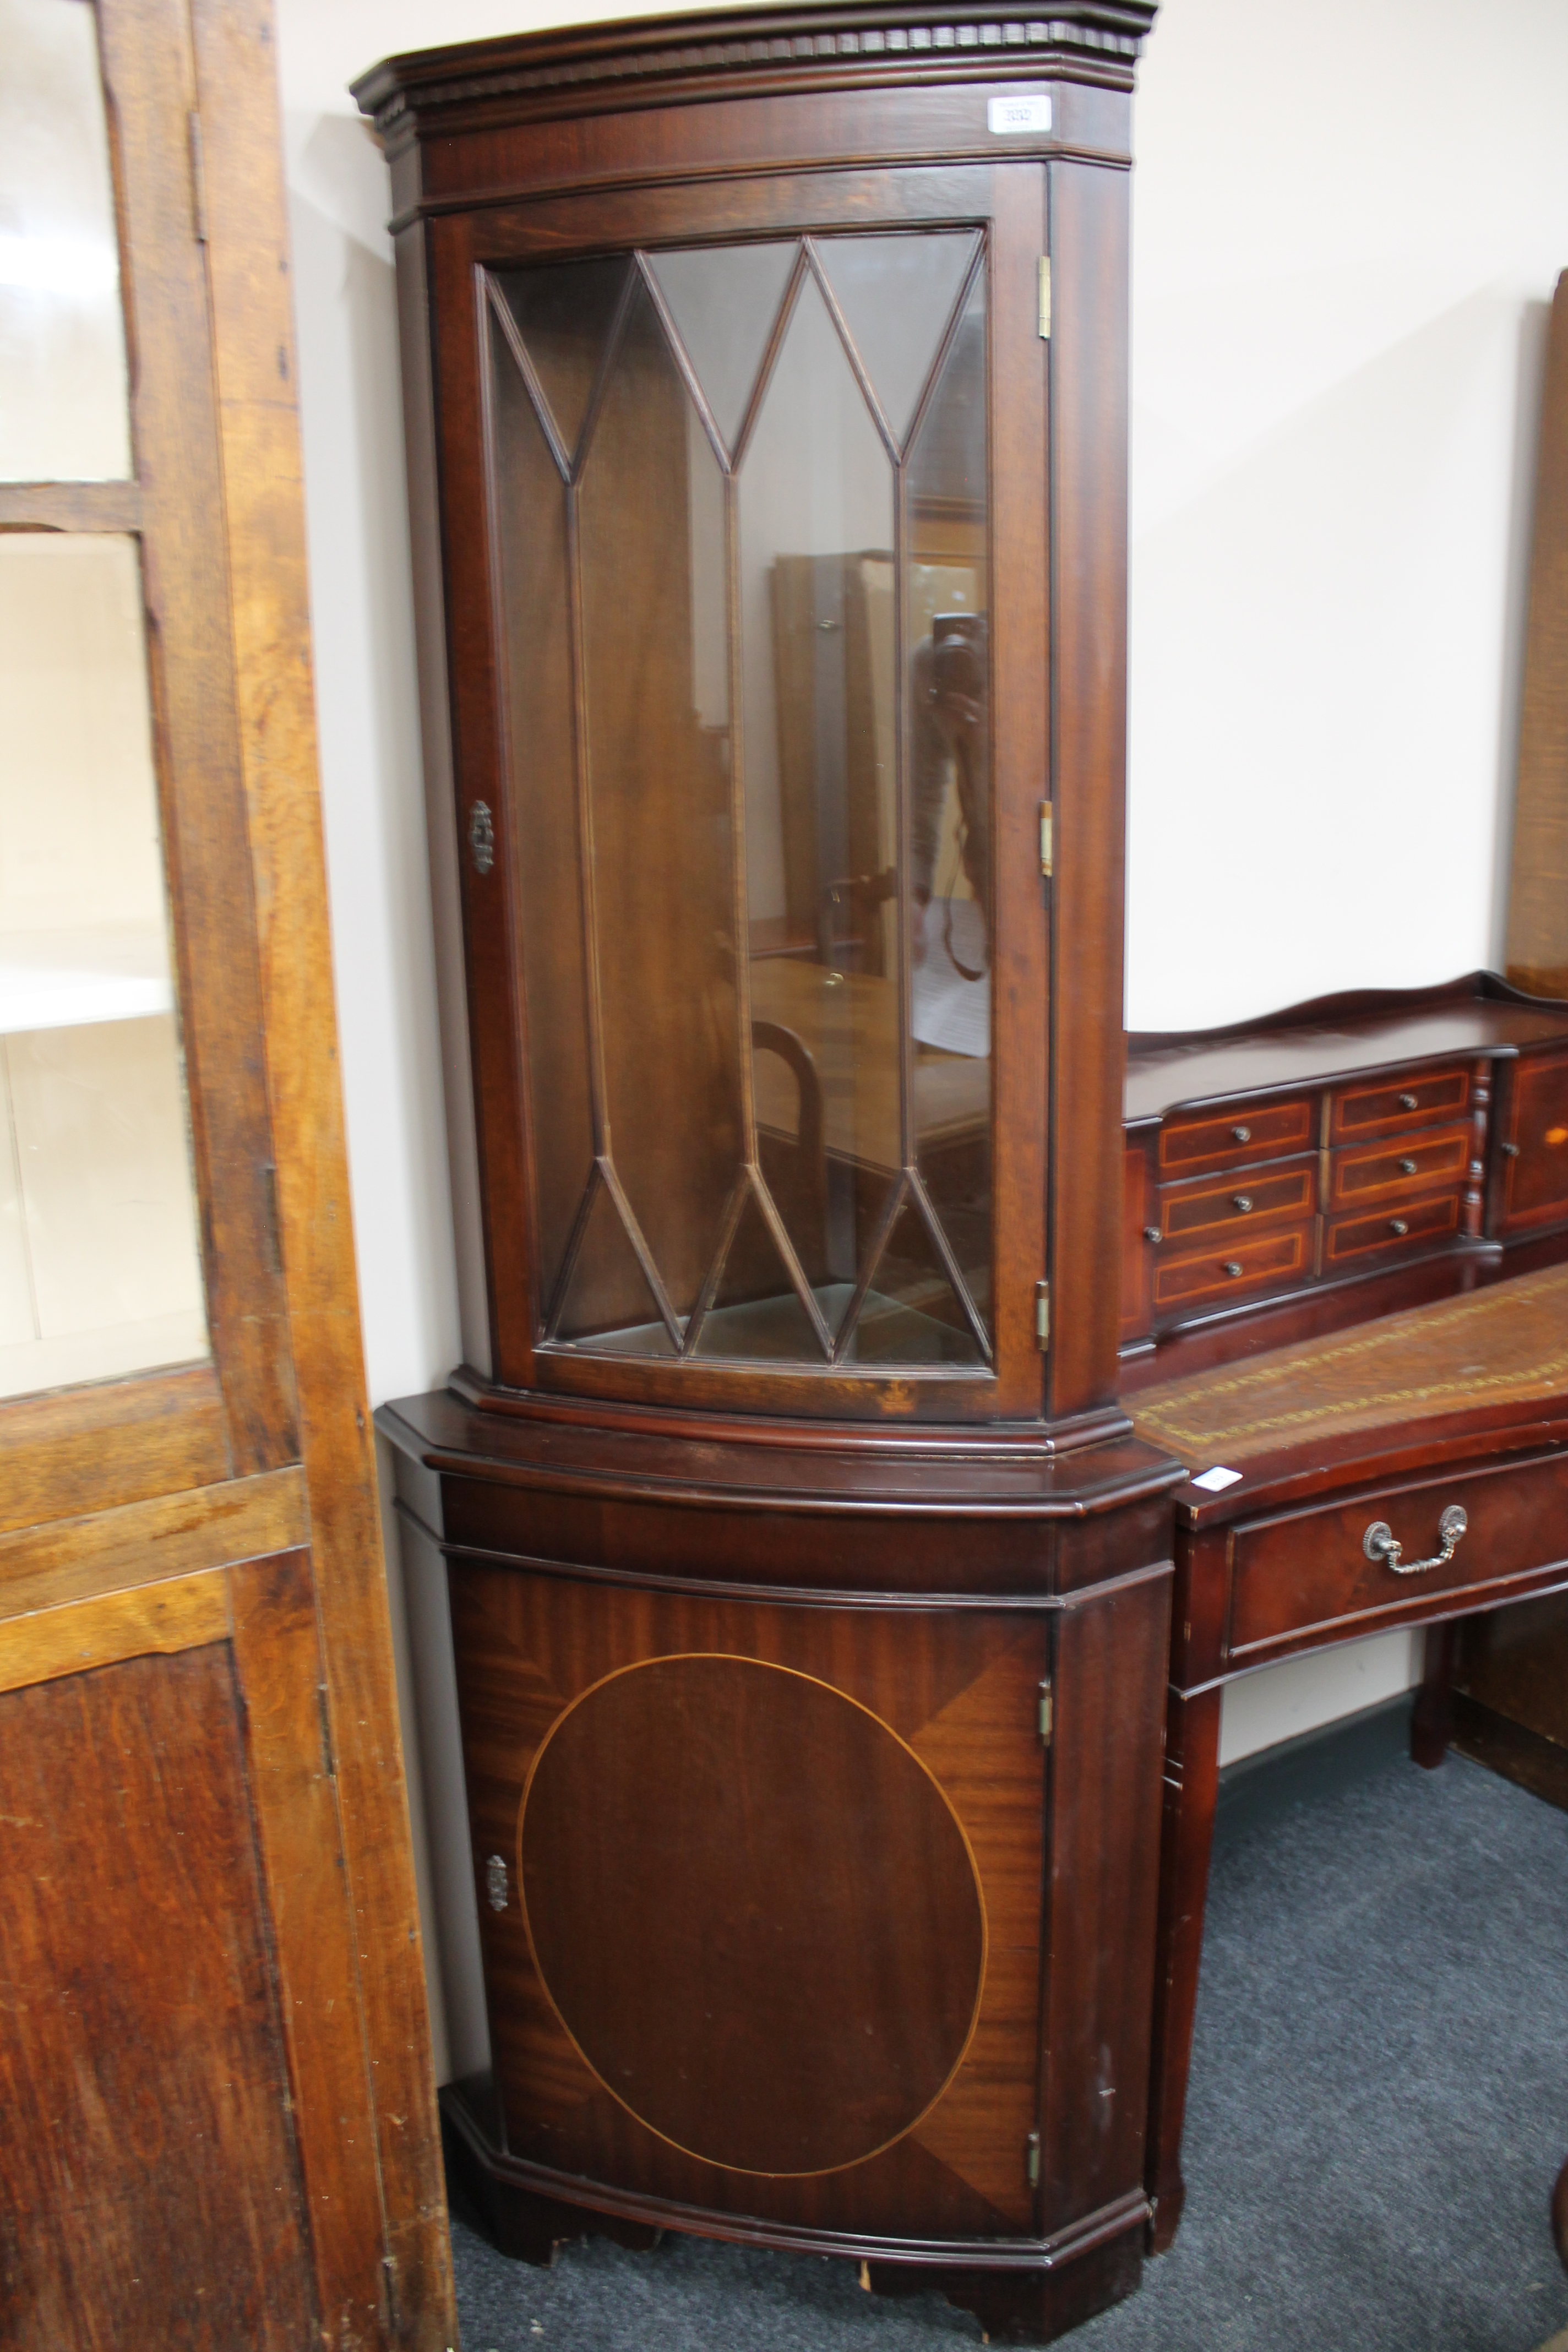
518,1652 -> 986,2176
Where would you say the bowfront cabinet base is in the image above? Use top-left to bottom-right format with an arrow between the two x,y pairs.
442,2072 -> 1150,2346
383,1390 -> 1181,2348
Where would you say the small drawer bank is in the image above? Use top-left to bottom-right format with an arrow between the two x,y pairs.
1121,973 -> 1568,1384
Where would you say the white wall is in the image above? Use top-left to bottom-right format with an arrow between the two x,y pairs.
1127,0 -> 1568,1030
273,0 -> 1568,2064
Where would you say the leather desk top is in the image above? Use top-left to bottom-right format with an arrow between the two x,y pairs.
1131,1264 -> 1568,1526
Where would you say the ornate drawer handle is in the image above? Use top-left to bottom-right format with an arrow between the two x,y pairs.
1396,1156 -> 1418,1175
1232,1194 -> 1254,1212
1221,1260 -> 1244,1277
1231,1125 -> 1251,1144
1362,1504 -> 1467,1576
1389,1217 -> 1408,1236
1398,1091 -> 1418,1110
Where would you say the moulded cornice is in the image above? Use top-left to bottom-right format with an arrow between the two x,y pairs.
353,3 -> 1161,147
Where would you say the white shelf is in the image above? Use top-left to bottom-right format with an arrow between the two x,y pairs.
0,924 -> 174,1036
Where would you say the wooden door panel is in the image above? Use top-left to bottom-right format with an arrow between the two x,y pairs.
0,1642 -> 315,2351
0,1546 -> 396,2350
449,1564 -> 1046,2239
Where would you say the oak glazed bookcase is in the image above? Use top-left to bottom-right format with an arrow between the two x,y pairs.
0,3 -> 452,2345
360,8 -> 1179,2339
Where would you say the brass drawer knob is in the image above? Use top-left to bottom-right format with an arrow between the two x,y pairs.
1232,1194 -> 1254,1213
1389,1218 -> 1409,1237
1231,1125 -> 1251,1144
1362,1503 -> 1467,1576
1143,1226 -> 1162,1244
1397,1156 -> 1418,1175
1222,1260 -> 1244,1277
1398,1091 -> 1418,1110
1501,1141 -> 1521,1158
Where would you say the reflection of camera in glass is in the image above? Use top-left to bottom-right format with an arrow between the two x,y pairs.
930,612 -> 988,709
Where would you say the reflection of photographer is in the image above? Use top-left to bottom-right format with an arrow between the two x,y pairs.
911,612 -> 989,974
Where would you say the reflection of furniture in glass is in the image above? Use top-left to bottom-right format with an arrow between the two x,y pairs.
0,3 -> 451,2343
361,8 -> 1175,2342
1130,1268 -> 1568,2252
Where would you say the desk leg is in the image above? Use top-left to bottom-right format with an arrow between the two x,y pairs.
1411,1620 -> 1459,1770
1145,1682 -> 1222,2255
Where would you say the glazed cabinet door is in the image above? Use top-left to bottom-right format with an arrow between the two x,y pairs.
448,1562 -> 1049,2242
420,164 -> 1049,1419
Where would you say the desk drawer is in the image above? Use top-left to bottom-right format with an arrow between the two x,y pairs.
1329,1065 -> 1471,1143
1329,1123 -> 1471,1210
1158,1157 -> 1316,1245
1153,1222 -> 1312,1314
1159,1096 -> 1315,1175
1228,1452 -> 1568,1662
1323,1190 -> 1460,1270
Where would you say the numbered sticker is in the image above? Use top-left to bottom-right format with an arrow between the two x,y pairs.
988,94 -> 1053,135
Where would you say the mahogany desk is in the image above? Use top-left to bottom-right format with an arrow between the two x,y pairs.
1130,1264 -> 1568,2250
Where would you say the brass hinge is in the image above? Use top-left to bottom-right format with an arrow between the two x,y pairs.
1026,2130 -> 1041,2190
188,111 -> 208,243
1035,1279 -> 1050,1351
1037,256 -> 1051,341
1037,1678 -> 1054,1747
1039,798 -> 1053,879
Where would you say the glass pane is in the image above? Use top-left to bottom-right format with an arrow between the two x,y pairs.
691,1184 -> 823,1360
502,233 -> 994,1373
0,0 -> 131,481
576,274 -> 742,1326
495,256 -> 629,470
814,232 -> 978,449
647,242 -> 797,457
488,303 -> 595,1316
0,535 -> 206,1395
556,1173 -> 674,1357
843,1192 -> 982,1366
739,269 -> 899,1339
907,268 -> 992,1341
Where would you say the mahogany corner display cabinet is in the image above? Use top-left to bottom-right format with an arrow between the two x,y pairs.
359,7 -> 1180,2340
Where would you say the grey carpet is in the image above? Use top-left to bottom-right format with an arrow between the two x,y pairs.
450,1741 -> 1568,2351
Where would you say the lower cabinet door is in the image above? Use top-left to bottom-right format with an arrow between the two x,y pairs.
0,1544 -> 396,2352
449,1564 -> 1048,2243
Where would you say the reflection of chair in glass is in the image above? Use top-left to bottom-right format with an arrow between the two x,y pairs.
750,1017 -> 827,1285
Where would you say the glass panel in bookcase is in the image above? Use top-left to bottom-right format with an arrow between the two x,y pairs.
486,230 -> 993,1370
0,0 -> 131,482
0,537 -> 208,1396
